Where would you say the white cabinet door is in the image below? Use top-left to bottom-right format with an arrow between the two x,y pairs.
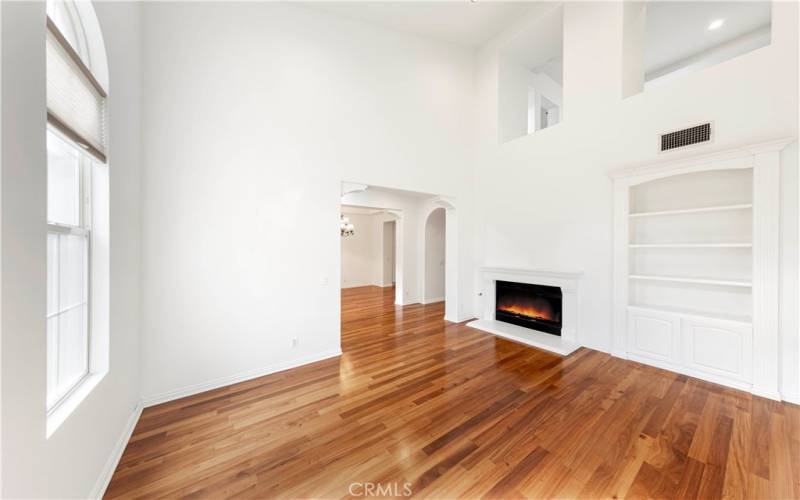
681,317 -> 752,384
627,307 -> 681,364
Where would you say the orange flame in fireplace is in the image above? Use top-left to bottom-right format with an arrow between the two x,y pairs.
497,297 -> 555,322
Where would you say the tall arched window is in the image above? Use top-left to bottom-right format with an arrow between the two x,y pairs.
45,0 -> 108,415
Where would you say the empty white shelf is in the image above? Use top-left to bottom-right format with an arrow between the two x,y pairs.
629,274 -> 752,288
629,243 -> 752,249
628,303 -> 752,325
629,204 -> 753,218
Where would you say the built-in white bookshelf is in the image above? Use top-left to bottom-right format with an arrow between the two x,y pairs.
629,274 -> 751,288
628,168 -> 753,319
610,139 -> 791,400
628,203 -> 753,218
629,243 -> 752,248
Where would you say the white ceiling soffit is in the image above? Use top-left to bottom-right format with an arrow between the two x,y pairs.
341,205 -> 386,215
302,1 -> 538,48
341,182 -> 368,196
645,1 -> 771,75
364,184 -> 438,199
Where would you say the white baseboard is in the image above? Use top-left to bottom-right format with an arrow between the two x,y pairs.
341,283 -> 374,289
142,349 -> 342,408
624,352 -> 779,399
421,296 -> 444,305
751,387 -> 783,402
444,313 -> 477,323
782,391 -> 800,405
342,282 -> 394,289
615,350 -> 797,404
89,401 -> 143,499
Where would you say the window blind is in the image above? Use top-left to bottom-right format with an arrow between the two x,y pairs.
46,17 -> 107,163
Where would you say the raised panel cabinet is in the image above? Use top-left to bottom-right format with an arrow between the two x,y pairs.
682,317 -> 752,385
627,307 -> 680,364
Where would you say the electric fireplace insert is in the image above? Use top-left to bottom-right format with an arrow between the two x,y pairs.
495,280 -> 563,336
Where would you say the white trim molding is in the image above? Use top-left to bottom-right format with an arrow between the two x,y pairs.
445,314 -> 476,324
784,392 -> 800,406
432,195 -> 456,210
751,150 -> 782,400
89,401 -> 143,499
468,267 -> 584,356
142,349 -> 342,407
610,138 -> 793,401
341,182 -> 368,197
609,138 -> 795,182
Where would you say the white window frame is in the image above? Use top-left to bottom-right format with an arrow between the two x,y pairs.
46,126 -> 93,414
46,0 -> 90,66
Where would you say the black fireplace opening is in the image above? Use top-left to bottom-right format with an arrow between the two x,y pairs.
495,280 -> 563,336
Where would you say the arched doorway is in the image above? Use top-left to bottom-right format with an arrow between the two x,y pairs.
423,208 -> 446,304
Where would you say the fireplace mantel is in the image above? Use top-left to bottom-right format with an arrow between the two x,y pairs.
479,267 -> 584,278
468,267 -> 583,356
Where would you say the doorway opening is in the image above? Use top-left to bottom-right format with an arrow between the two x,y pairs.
339,206 -> 398,290
423,208 -> 446,304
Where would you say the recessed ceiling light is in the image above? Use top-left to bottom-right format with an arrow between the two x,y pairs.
707,18 -> 725,31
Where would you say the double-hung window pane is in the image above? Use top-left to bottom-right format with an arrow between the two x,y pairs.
47,127 -> 81,226
46,129 -> 90,410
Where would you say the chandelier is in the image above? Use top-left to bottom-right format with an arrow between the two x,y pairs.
340,214 -> 355,237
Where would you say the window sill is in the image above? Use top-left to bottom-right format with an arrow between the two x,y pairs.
46,371 -> 106,438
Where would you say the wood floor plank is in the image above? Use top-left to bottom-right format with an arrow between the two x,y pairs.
105,285 -> 800,499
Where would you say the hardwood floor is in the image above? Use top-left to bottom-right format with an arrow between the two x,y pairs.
106,286 -> 800,499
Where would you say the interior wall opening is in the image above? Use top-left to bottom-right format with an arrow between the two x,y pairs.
499,5 -> 564,143
623,1 -> 772,96
339,182 -> 457,319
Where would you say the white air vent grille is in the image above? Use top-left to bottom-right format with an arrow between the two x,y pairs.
660,123 -> 712,152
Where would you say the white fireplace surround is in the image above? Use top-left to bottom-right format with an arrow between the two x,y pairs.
468,267 -> 583,356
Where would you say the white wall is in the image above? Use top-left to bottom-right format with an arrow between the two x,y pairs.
424,208 -> 445,302
0,1 -> 142,497
381,220 -> 396,286
475,1 -> 798,396
646,26 -> 772,87
341,212 -> 379,288
139,2 -> 476,403
0,4 -> 4,490
499,55 -> 533,144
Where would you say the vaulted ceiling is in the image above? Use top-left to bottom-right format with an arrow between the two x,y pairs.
303,1 -> 537,48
